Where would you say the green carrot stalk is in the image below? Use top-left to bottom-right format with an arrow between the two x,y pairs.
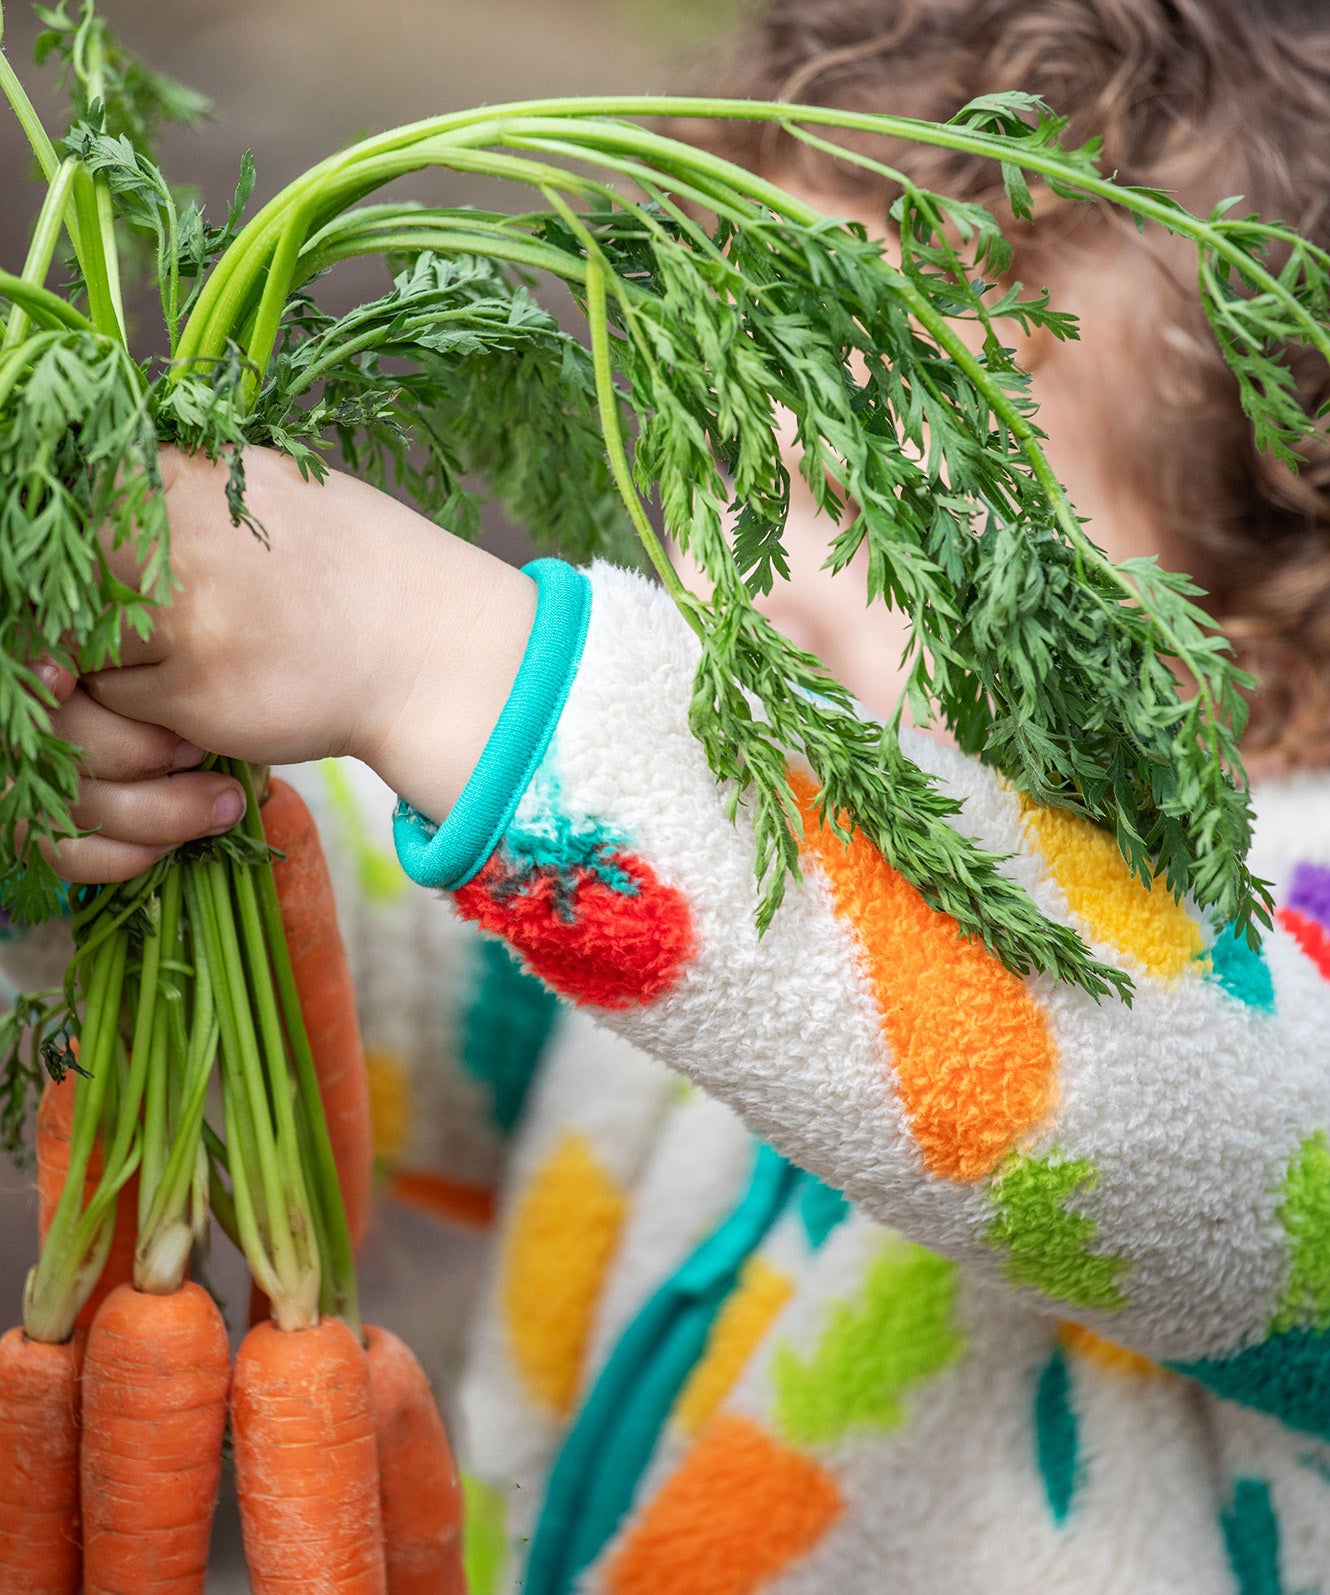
137,873 -> 183,1233
186,854 -> 319,1330
134,873 -> 215,1292
233,761 -> 362,1332
23,927 -> 128,1344
0,156 -> 76,351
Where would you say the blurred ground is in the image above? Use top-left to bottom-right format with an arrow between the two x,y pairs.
0,0 -> 741,1585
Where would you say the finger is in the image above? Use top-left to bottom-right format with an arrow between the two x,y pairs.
41,833 -> 173,886
52,686 -> 203,782
98,445 -> 217,594
105,617 -> 169,670
81,662 -> 178,726
69,772 -> 246,849
93,451 -> 192,664
97,448 -> 185,590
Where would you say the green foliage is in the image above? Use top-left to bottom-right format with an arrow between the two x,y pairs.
0,985 -> 68,1165
250,252 -> 637,564
61,124 -> 256,350
0,330 -> 165,922
33,0 -> 209,145
1197,199 -> 1330,469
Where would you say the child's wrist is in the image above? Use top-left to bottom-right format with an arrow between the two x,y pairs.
355,549 -> 538,826
391,559 -> 592,891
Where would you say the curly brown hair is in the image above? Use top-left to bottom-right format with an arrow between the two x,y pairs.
697,0 -> 1330,769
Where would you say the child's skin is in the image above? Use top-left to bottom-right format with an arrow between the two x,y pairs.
48,213 -> 1174,884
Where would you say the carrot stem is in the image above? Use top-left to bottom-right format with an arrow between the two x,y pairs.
231,855 -> 325,1305
220,1052 -> 283,1309
135,936 -> 216,1292
189,856 -> 319,1327
235,760 -> 361,1334
101,894 -> 162,1174
137,869 -> 182,1232
202,860 -> 294,1273
0,155 -> 78,353
23,930 -> 128,1343
231,862 -> 308,1194
202,1128 -> 242,1251
240,197 -> 313,400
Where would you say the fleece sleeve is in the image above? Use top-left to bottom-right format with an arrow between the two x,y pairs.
394,559 -> 1330,1442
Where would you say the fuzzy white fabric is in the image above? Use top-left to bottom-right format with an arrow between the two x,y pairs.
536,565 -> 1330,1362
454,563 -> 1330,1594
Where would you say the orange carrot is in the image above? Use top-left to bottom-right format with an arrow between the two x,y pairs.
263,778 -> 373,1248
80,1283 -> 230,1595
0,1325 -> 84,1595
386,1167 -> 496,1231
231,1316 -> 386,1594
36,1078 -> 138,1328
365,1325 -> 466,1595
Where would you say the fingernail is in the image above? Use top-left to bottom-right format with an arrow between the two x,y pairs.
35,662 -> 61,691
211,789 -> 245,830
170,740 -> 205,770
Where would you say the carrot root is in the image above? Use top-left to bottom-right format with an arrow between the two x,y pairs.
232,1316 -> 386,1595
263,778 -> 373,1249
80,1283 -> 230,1595
365,1325 -> 466,1595
0,1325 -> 83,1595
386,1167 -> 496,1231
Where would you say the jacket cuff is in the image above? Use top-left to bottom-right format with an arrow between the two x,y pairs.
392,559 -> 592,890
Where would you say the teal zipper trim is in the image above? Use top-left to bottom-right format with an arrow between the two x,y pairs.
524,1142 -> 801,1595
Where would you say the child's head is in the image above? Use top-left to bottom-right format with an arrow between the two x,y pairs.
699,0 -> 1330,768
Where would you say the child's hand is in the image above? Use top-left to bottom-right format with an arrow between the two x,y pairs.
34,665 -> 243,883
63,447 -> 536,881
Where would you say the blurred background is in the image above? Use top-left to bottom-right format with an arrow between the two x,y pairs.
0,0 -> 749,382
0,0 -> 743,1585
0,0 -> 748,265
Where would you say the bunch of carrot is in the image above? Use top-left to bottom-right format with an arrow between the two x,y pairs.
0,778 -> 465,1594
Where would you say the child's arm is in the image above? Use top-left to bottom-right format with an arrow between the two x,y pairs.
72,448 -> 1330,1440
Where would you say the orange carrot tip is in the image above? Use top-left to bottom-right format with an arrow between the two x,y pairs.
80,1283 -> 230,1595
365,1325 -> 466,1595
232,1316 -> 387,1595
0,1324 -> 84,1595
